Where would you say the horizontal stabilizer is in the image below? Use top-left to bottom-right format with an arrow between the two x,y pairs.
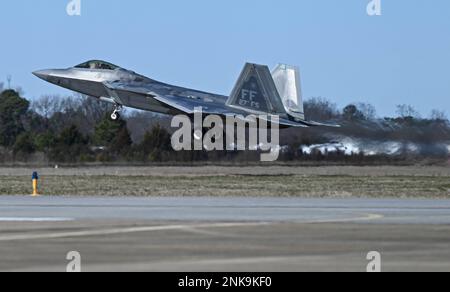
297,120 -> 341,128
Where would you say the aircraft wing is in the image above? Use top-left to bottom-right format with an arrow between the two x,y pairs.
104,81 -> 240,115
103,81 -> 310,128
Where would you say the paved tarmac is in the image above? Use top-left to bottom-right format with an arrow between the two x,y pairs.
0,196 -> 449,272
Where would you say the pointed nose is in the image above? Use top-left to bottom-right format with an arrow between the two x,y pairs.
32,70 -> 52,81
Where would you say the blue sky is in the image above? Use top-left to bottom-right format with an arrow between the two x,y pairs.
0,0 -> 449,117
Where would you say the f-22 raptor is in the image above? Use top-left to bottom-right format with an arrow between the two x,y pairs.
33,60 -> 338,128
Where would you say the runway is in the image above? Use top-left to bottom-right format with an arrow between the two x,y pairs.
0,196 -> 450,272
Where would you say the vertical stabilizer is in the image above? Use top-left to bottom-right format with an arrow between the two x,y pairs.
272,64 -> 305,120
227,63 -> 286,115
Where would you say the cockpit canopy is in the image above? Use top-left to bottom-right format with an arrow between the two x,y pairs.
75,60 -> 120,70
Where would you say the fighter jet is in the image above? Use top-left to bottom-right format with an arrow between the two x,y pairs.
33,60 -> 338,128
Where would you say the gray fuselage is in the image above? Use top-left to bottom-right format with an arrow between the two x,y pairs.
33,67 -> 228,116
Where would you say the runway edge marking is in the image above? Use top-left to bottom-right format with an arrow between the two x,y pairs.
303,213 -> 384,224
0,217 -> 74,222
0,222 -> 269,242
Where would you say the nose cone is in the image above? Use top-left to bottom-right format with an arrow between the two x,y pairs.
32,70 -> 53,81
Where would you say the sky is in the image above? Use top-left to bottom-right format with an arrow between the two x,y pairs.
0,0 -> 449,117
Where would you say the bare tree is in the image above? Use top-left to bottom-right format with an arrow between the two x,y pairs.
60,95 -> 82,112
77,94 -> 112,122
127,110 -> 171,143
0,82 -> 3,92
430,109 -> 448,121
304,97 -> 340,121
396,104 -> 420,119
43,94 -> 112,135
32,95 -> 65,119
357,103 -> 377,120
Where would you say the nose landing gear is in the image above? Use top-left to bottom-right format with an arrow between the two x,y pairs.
111,105 -> 123,121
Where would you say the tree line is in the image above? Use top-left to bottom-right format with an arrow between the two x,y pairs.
0,89 -> 449,164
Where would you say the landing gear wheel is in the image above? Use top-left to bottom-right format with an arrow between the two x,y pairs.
111,112 -> 120,121
110,104 -> 123,121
